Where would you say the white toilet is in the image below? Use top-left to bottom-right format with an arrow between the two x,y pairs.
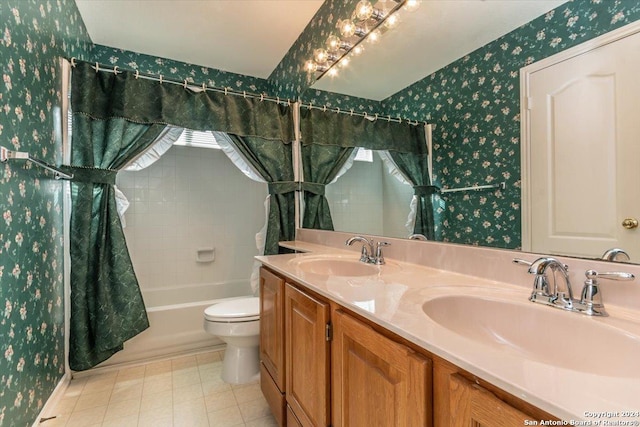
203,296 -> 260,384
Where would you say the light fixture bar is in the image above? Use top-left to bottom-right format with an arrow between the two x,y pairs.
312,0 -> 409,81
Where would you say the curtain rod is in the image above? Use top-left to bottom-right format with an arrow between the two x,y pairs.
68,58 -> 426,127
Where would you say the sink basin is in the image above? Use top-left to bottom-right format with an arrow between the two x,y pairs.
422,294 -> 640,377
296,258 -> 378,277
289,255 -> 400,277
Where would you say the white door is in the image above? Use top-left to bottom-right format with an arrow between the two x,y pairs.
524,26 -> 640,260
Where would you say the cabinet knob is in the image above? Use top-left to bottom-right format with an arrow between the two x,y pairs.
622,218 -> 638,229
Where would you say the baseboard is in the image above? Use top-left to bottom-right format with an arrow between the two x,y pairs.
32,373 -> 71,427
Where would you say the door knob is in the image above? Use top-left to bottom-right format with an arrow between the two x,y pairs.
622,218 -> 638,229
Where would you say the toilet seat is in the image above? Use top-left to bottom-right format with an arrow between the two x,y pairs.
204,297 -> 260,322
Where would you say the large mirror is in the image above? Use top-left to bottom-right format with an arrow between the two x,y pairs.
301,0 -> 640,264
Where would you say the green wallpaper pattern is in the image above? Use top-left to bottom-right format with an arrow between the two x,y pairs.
268,0 -> 361,99
0,1 -> 92,426
382,0 -> 640,249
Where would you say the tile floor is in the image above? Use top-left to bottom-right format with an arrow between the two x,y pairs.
40,350 -> 277,427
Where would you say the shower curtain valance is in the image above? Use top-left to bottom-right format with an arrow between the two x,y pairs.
71,61 -> 295,142
299,108 -> 427,154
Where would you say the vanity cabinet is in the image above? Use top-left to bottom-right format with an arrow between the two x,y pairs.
259,267 -> 555,427
332,309 -> 432,427
448,373 -> 531,427
285,284 -> 331,427
259,267 -> 286,426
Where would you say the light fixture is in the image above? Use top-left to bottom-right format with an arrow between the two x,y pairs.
303,0 -> 420,80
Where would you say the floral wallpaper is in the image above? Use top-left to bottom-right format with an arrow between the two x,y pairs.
382,0 -> 640,249
90,44 -> 274,95
0,1 -> 92,426
268,0 -> 361,99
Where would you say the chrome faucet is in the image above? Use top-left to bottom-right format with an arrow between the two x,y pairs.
527,257 -> 574,308
601,248 -> 631,262
346,236 -> 374,263
345,236 -> 390,265
514,257 -> 635,317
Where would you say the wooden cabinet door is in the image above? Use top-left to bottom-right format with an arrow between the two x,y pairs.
285,284 -> 330,427
449,373 -> 532,427
260,267 -> 286,390
332,310 -> 432,427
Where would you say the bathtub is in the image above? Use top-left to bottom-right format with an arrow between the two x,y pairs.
97,280 -> 253,368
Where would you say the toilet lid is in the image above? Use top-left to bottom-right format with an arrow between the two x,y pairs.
204,297 -> 260,322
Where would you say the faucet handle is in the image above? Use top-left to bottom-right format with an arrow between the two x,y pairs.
579,270 -> 635,316
374,241 -> 390,265
586,270 -> 635,281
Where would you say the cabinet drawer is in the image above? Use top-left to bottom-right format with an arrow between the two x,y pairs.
261,363 -> 286,427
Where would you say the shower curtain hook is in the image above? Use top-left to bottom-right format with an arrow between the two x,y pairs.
135,70 -> 139,79
260,94 -> 264,102
387,115 -> 391,122
336,107 -> 340,114
95,62 -> 99,73
375,113 -> 379,121
350,109 -> 354,116
243,91 -> 246,98
287,99 -> 291,106
202,83 -> 206,91
364,112 -> 368,119
70,57 -> 76,67
308,102 -> 312,110
113,66 -> 119,75
276,97 -> 280,104
183,79 -> 188,89
159,75 -> 163,84
323,105 -> 327,112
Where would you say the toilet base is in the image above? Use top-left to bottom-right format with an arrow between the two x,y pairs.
221,344 -> 260,384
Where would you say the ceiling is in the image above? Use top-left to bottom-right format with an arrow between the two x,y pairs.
76,0 -> 567,101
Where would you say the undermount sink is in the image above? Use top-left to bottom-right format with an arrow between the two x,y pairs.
289,255 -> 399,277
422,294 -> 640,377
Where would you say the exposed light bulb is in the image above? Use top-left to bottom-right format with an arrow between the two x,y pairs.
304,60 -> 318,73
339,57 -> 350,68
368,29 -> 382,44
355,0 -> 374,21
338,19 -> 356,38
384,13 -> 400,29
313,48 -> 329,64
403,0 -> 420,12
326,35 -> 341,53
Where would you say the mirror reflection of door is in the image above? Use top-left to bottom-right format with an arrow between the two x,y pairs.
523,25 -> 640,260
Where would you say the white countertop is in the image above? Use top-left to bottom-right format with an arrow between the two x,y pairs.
258,241 -> 640,423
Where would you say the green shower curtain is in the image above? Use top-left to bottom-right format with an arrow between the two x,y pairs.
301,144 -> 354,230
388,151 -> 438,240
299,108 -> 430,232
64,117 -> 166,370
226,135 -> 296,255
67,60 -> 294,369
